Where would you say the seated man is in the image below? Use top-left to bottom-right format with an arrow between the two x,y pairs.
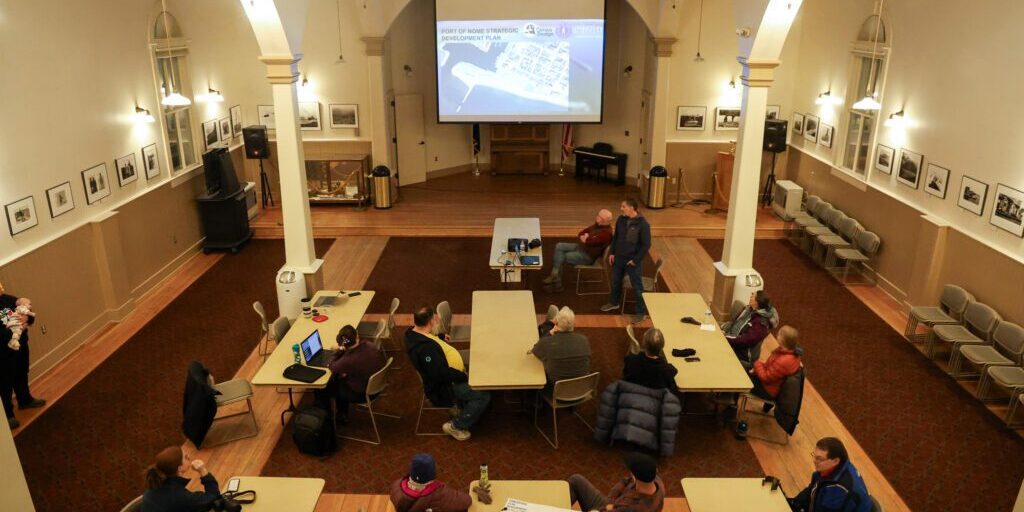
568,452 -> 665,512
405,306 -> 491,441
789,437 -> 872,512
623,328 -> 678,390
749,325 -> 802,405
529,307 -> 591,387
325,324 -> 386,425
390,453 -> 471,512
723,290 -> 779,366
542,209 -> 614,292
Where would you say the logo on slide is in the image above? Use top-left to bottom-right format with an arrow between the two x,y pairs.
522,23 -> 537,36
556,24 -> 572,38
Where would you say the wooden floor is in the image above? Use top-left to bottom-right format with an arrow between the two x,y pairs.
17,178 -> 1021,512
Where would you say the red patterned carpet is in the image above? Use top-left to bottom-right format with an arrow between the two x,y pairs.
699,238 -> 1024,512
13,239 -> 334,512
261,327 -> 763,496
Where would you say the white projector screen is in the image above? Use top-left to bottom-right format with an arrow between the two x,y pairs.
435,0 -> 606,123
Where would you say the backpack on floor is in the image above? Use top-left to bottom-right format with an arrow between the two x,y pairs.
292,405 -> 336,456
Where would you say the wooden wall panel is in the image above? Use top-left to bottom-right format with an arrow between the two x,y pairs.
665,142 -> 789,203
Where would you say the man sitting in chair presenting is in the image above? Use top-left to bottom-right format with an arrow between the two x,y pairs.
542,209 -> 613,292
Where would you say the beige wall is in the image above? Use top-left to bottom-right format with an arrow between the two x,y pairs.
0,417 -> 33,511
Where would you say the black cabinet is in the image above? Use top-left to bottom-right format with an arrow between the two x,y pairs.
197,190 -> 253,254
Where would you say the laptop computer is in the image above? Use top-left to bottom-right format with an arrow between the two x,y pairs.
300,330 -> 338,368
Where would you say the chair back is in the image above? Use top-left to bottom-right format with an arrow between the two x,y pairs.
119,495 -> 143,512
836,217 -> 861,241
824,209 -> 846,230
372,319 -> 388,349
625,324 -> 641,355
649,257 -> 665,282
814,203 -> 835,223
270,316 -> 291,343
365,357 -> 394,396
939,284 -> 974,320
813,201 -> 833,221
436,300 -> 453,334
387,297 -> 401,334
253,301 -> 268,334
552,372 -> 601,404
992,321 -> 1024,364
774,365 -> 805,435
963,302 -> 1001,340
803,195 -> 821,213
854,230 -> 881,256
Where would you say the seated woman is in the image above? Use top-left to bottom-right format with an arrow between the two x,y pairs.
622,328 -> 678,389
723,290 -> 779,367
749,325 -> 803,404
325,324 -> 386,425
141,446 -> 219,512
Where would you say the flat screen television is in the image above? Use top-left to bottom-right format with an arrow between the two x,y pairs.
202,147 -> 241,198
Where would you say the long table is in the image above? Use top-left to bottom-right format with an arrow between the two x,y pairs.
251,290 -> 374,422
490,218 -> 543,283
229,476 -> 324,512
468,291 -> 546,390
468,480 -> 571,512
645,293 -> 752,393
682,478 -> 791,512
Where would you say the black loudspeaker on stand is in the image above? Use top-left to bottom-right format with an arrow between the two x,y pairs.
243,125 -> 274,208
761,119 -> 788,207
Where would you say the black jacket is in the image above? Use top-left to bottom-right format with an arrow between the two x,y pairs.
141,474 -> 220,512
622,353 -> 678,390
182,361 -> 218,447
405,329 -> 466,407
610,215 -> 651,263
0,293 -> 34,358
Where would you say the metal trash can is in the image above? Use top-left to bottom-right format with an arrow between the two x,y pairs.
371,165 -> 392,209
646,165 -> 668,209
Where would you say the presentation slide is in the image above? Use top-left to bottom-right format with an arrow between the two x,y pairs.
436,19 -> 605,123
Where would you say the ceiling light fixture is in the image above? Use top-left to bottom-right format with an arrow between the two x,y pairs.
694,0 -> 706,62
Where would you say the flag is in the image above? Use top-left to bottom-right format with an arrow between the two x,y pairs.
560,123 -> 574,161
472,123 -> 481,156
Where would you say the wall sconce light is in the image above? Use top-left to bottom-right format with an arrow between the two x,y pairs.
729,78 -> 737,89
404,64 -> 413,77
815,90 -> 842,106
623,65 -> 633,78
884,109 -> 906,128
204,87 -> 224,103
134,106 -> 155,123
297,74 -> 317,101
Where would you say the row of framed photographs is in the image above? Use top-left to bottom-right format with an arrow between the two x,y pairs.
675,105 -> 782,132
256,102 -> 359,131
202,105 -> 244,150
791,113 -> 834,149
872,145 -> 1024,237
5,144 -> 162,237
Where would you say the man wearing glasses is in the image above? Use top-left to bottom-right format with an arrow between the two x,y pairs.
789,437 -> 872,512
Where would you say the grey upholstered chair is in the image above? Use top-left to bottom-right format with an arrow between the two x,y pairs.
926,301 -> 1001,359
253,301 -> 272,357
786,195 -> 820,240
437,300 -> 471,343
814,217 -> 862,267
737,365 -> 805,445
625,324 -> 642,355
413,370 -> 449,436
575,245 -> 611,296
206,373 -> 259,446
904,284 -> 973,343
951,321 -> 1024,379
620,257 -> 664,313
976,362 -> 1024,427
802,208 -> 845,254
533,372 -> 600,448
119,496 -> 143,512
337,357 -> 400,445
358,298 -> 402,367
831,230 -> 881,285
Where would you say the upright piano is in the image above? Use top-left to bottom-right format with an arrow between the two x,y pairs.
573,145 -> 628,185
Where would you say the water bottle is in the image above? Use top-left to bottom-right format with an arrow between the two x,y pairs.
292,343 -> 301,364
735,420 -> 748,440
704,308 -> 712,325
479,463 -> 489,490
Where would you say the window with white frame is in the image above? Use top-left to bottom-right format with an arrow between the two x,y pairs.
151,12 -> 197,173
838,15 -> 889,179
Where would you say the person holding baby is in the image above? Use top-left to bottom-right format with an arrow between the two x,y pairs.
1,281 -> 45,429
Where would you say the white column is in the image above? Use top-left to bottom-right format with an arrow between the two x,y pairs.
260,55 -> 317,270
362,37 -> 391,169
648,38 -> 676,168
720,85 -> 768,269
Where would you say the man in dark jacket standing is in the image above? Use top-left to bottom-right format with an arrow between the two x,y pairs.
0,281 -> 45,429
405,306 -> 490,441
790,437 -> 872,512
390,453 -> 471,512
601,199 -> 652,324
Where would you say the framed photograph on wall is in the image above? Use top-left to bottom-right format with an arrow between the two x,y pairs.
298,102 -> 322,131
990,183 -> 1024,237
115,152 -> 138,187
715,107 -> 740,131
329,104 -> 360,129
818,123 -> 834,148
46,182 -> 75,218
957,175 -> 988,216
874,144 -> 894,175
218,117 -> 231,141
257,105 -> 276,130
896,148 -> 924,189
803,114 -> 819,142
792,113 -> 804,134
766,105 -> 781,120
924,163 -> 950,199
142,143 -> 160,180
81,162 -> 111,204
202,119 -> 219,149
676,106 -> 706,131
229,105 -> 243,137
4,196 -> 38,236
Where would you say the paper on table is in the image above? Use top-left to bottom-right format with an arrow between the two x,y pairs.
700,324 -> 716,331
503,499 -> 573,512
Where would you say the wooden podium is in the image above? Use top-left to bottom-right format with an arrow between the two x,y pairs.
713,151 -> 734,211
490,124 -> 549,175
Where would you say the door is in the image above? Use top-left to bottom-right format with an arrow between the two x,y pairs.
394,93 -> 427,186
639,90 -> 653,171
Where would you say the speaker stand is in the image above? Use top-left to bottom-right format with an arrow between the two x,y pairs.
258,159 -> 275,208
760,152 -> 778,208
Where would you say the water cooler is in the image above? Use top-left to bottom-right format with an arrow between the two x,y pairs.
276,267 -> 307,320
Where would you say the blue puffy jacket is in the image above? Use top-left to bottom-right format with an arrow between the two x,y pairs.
594,380 -> 681,456
790,460 -> 872,512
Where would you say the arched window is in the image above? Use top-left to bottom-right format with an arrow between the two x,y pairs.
150,10 -> 198,173
839,13 -> 889,179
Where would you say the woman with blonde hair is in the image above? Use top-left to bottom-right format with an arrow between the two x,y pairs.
141,446 -> 220,512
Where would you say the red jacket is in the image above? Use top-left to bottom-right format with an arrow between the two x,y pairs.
578,223 -> 613,259
752,347 -> 801,398
390,477 -> 471,512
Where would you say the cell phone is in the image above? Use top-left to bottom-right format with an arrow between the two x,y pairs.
348,291 -> 362,297
684,356 -> 701,362
227,478 -> 240,492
